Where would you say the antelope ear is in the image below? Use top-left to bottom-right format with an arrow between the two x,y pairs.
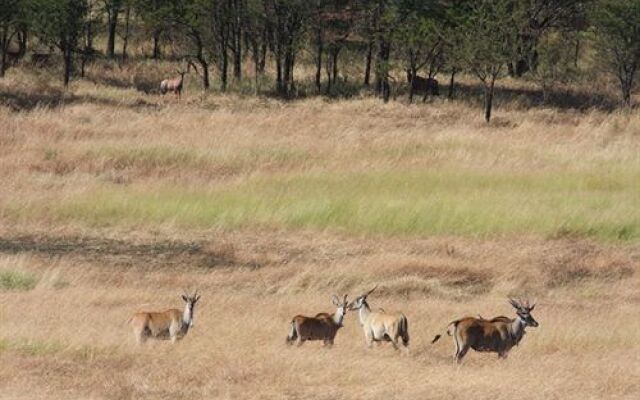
194,295 -> 201,302
182,295 -> 188,302
332,294 -> 340,306
529,303 -> 535,311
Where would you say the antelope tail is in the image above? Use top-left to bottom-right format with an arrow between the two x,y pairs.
432,320 -> 459,344
399,315 -> 410,346
285,320 -> 297,345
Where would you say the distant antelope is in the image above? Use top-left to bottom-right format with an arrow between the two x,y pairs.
406,69 -> 439,101
160,69 -> 187,97
432,299 -> 538,363
348,286 -> 409,352
286,294 -> 349,347
129,290 -> 200,344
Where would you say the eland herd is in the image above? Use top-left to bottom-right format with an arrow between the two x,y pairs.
129,287 -> 538,365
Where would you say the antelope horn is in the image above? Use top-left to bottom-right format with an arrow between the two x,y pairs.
365,285 -> 378,297
508,298 -> 520,309
343,294 -> 348,304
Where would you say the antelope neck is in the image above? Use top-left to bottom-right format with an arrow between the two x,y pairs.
333,307 -> 345,326
509,315 -> 526,343
183,303 -> 193,327
357,301 -> 372,326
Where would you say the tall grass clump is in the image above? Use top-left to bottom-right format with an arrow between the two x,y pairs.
0,270 -> 38,291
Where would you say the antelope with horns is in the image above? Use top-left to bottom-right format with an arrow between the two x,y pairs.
160,68 -> 187,97
129,290 -> 200,344
286,294 -> 349,347
432,298 -> 538,363
348,286 -> 409,352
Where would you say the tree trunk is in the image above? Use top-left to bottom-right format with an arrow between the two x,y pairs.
200,58 -> 210,90
379,41 -> 390,102
283,49 -> 294,97
121,5 -> 131,63
63,45 -> 73,87
152,30 -> 160,60
258,29 -> 267,73
233,41 -> 242,80
232,0 -> 242,80
448,68 -> 456,99
620,76 -> 633,107
325,55 -> 332,94
254,45 -> 259,95
483,79 -> 495,123
364,40 -> 372,86
315,30 -> 322,93
275,51 -> 283,94
106,7 -> 119,59
332,47 -> 339,85
574,36 -> 579,68
0,27 -> 7,78
17,29 -> 27,58
221,47 -> 228,92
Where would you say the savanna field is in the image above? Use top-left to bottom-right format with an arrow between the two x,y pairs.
1,66 -> 640,399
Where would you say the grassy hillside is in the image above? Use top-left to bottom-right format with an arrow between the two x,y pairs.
0,67 -> 639,399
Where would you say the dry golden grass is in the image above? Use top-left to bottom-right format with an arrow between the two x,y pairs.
1,67 -> 639,399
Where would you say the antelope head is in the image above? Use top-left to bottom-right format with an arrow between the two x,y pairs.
348,285 -> 377,311
509,298 -> 538,327
331,294 -> 349,326
181,289 -> 201,327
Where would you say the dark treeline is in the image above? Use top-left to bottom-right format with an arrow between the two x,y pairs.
1,0 -> 640,120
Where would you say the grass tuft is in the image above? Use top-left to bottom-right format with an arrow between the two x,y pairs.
0,270 -> 38,291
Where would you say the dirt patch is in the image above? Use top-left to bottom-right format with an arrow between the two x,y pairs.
0,235 -> 262,270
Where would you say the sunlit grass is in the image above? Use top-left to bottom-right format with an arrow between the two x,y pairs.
7,168 -> 638,240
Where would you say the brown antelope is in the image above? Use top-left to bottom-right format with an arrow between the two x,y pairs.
432,299 -> 538,363
348,286 -> 409,352
406,69 -> 439,101
160,69 -> 187,97
128,290 -> 200,344
286,294 -> 349,347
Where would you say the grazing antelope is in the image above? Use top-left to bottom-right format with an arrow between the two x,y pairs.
406,69 -> 439,101
348,286 -> 409,352
432,298 -> 538,363
286,294 -> 349,347
160,69 -> 187,97
129,290 -> 200,344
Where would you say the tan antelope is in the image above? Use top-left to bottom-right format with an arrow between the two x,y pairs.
432,298 -> 538,363
128,290 -> 200,344
160,69 -> 187,97
286,294 -> 349,347
348,286 -> 409,352
406,69 -> 439,101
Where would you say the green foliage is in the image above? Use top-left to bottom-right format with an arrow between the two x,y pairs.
529,31 -> 579,102
590,0 -> 640,105
461,0 -> 523,82
28,0 -> 88,85
0,270 -> 38,291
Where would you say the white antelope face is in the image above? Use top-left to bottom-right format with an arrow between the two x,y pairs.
332,294 -> 349,326
181,290 -> 200,327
